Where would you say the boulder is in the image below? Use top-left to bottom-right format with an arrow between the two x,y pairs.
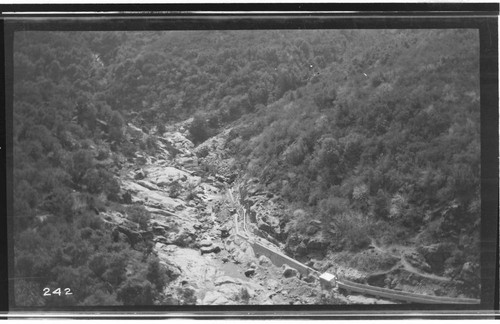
233,247 -> 255,265
202,291 -> 231,305
247,186 -> 260,196
161,261 -> 182,282
198,239 -> 213,247
249,177 -> 260,184
171,229 -> 197,247
257,217 -> 273,233
215,174 -> 227,183
177,157 -> 196,165
175,204 -> 186,211
244,268 -> 256,278
134,169 -> 146,180
220,227 -> 230,238
309,220 -> 322,227
215,276 -> 239,286
306,225 -> 319,235
282,264 -> 299,278
136,180 -> 159,191
258,255 -> 272,266
200,244 -> 222,255
115,226 -> 143,246
303,274 -> 316,283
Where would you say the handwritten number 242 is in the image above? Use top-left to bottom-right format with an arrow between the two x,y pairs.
43,288 -> 72,296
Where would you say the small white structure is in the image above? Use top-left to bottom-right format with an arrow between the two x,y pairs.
319,272 -> 337,290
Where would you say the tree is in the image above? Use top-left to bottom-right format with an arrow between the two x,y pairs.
117,278 -> 154,305
70,149 -> 94,184
189,114 -> 209,144
146,257 -> 166,291
126,205 -> 151,230
108,110 -> 124,143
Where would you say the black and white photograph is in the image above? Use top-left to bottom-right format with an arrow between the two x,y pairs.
9,25 -> 485,309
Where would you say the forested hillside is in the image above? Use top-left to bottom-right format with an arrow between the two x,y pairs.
233,30 -> 480,248
12,29 -> 480,306
224,30 -> 481,295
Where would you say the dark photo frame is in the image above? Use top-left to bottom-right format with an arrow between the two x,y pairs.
1,3 -> 498,319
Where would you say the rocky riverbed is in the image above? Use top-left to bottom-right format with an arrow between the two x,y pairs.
103,117 -> 475,305
103,121 -> 357,305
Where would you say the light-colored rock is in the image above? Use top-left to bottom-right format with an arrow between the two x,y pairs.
147,166 -> 191,186
122,180 -> 184,210
163,131 -> 194,150
214,276 -> 240,286
202,291 -> 230,305
134,169 -> 146,180
199,239 -> 213,247
136,180 -> 159,191
265,279 -> 279,290
258,255 -> 272,266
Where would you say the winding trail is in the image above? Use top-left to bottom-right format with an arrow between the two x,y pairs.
369,239 -> 453,283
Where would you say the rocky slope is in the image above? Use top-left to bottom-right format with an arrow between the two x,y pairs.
104,116 -> 477,304
104,120 -> 359,305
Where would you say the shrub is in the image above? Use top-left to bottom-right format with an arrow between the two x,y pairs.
41,186 -> 74,221
169,181 -> 182,198
284,140 -> 307,166
176,287 -> 197,305
117,278 -> 154,305
331,212 -> 372,251
14,279 -> 45,306
372,189 -> 389,219
145,136 -> 157,153
108,110 -> 124,143
88,253 -> 107,277
102,252 -> 128,287
81,290 -> 121,306
318,196 -> 349,223
96,148 -> 110,161
70,149 -> 94,183
126,205 -> 151,230
146,257 -> 166,291
239,287 -> 251,304
157,123 -> 166,135
186,191 -> 197,201
189,114 -> 210,144
196,146 -> 210,158
348,250 -> 399,272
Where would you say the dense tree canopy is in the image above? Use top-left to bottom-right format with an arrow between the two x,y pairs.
12,29 -> 480,305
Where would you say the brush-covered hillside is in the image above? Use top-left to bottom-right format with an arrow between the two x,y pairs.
12,29 -> 480,305
221,30 -> 480,296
